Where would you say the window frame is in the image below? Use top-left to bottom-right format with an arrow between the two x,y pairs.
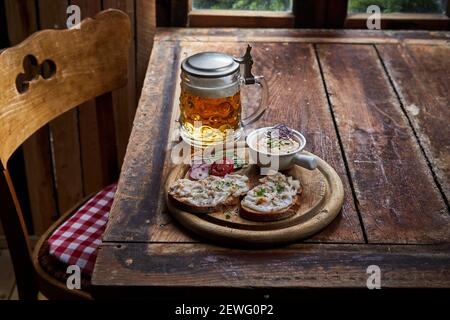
156,0 -> 450,30
188,0 -> 295,28
345,1 -> 450,30
345,13 -> 449,30
189,9 -> 295,28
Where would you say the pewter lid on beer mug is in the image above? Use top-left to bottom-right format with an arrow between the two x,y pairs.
181,52 -> 240,78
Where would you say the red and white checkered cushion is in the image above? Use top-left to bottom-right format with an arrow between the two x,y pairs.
48,183 -> 117,275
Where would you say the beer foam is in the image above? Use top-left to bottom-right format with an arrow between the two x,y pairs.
182,82 -> 239,99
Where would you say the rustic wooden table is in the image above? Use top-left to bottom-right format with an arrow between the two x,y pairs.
92,29 -> 450,298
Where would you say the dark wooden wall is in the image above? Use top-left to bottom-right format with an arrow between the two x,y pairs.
0,0 -> 156,241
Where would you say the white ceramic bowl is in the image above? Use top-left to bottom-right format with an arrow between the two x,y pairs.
246,127 -> 317,171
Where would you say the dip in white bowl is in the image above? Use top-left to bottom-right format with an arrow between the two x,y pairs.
254,132 -> 301,155
246,125 -> 316,171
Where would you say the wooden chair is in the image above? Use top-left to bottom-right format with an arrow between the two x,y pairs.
0,9 -> 131,300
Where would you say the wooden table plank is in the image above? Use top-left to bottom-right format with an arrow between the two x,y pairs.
92,242 -> 450,293
317,44 -> 450,244
155,28 -> 450,45
104,41 -> 180,242
376,43 -> 450,204
104,40 -> 364,243
245,43 -> 363,242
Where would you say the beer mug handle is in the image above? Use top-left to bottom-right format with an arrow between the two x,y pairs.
242,75 -> 269,126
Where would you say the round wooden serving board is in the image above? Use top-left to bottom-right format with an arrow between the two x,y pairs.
164,149 -> 344,246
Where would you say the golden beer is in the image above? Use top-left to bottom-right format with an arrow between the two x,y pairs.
179,90 -> 242,144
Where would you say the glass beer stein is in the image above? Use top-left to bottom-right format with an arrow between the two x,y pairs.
179,45 -> 268,147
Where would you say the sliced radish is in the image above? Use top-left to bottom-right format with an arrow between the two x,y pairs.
189,163 -> 210,180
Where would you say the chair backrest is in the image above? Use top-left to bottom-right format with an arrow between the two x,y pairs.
0,9 -> 131,167
0,9 -> 131,300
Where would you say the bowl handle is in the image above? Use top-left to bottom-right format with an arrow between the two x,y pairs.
293,153 -> 318,170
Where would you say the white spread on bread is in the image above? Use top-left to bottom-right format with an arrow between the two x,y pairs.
169,174 -> 249,207
241,172 -> 300,212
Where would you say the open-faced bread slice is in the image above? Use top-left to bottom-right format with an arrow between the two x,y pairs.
240,196 -> 298,221
168,193 -> 222,214
240,172 -> 301,222
168,174 -> 249,214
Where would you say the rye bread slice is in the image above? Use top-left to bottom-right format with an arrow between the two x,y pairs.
239,195 -> 297,222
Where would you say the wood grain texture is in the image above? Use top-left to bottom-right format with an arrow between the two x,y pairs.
4,0 -> 56,235
104,41 -> 179,242
37,0 -> 67,30
0,170 -> 37,300
71,0 -> 103,196
0,3 -> 154,298
136,0 -> 157,98
38,0 -> 84,214
95,92 -> 119,184
103,0 -> 137,166
0,9 -> 131,300
47,111 -> 83,214
0,151 -> 33,237
155,28 -> 450,45
317,44 -> 450,244
345,13 -> 450,30
95,29 -> 450,293
104,40 -> 364,243
92,242 -> 450,293
242,42 -> 363,242
160,41 -> 363,243
78,103 -> 103,195
4,0 -> 38,41
22,134 -> 57,233
189,10 -> 295,28
377,43 -> 450,204
0,9 -> 130,166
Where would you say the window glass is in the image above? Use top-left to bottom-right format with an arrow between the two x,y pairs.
192,0 -> 293,12
348,0 -> 448,14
